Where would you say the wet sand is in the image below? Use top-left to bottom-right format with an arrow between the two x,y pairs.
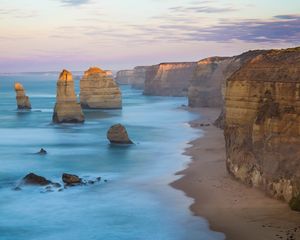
171,107 -> 300,240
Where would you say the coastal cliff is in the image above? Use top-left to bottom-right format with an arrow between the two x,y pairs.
80,67 -> 122,109
144,62 -> 197,96
53,69 -> 84,123
14,83 -> 31,109
188,51 -> 266,128
116,70 -> 134,85
116,66 -> 148,89
224,47 -> 300,209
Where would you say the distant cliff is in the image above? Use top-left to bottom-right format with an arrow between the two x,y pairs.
144,62 -> 197,97
116,66 -> 149,89
116,70 -> 134,85
224,47 -> 300,210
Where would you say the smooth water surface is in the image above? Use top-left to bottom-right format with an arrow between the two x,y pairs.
0,73 -> 224,240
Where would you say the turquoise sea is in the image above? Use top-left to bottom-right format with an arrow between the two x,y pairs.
0,73 -> 224,240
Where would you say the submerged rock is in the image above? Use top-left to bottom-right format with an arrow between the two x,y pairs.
80,67 -> 122,109
107,124 -> 133,144
14,83 -> 31,109
52,69 -> 85,123
37,148 -> 47,155
23,173 -> 52,186
62,173 -> 82,186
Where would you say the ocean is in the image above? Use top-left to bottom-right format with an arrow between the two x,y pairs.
0,73 -> 224,240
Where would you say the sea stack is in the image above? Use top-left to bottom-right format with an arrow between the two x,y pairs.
80,67 -> 122,109
52,69 -> 84,123
107,124 -> 133,144
14,83 -> 31,109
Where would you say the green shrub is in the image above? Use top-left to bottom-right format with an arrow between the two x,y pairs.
289,194 -> 300,211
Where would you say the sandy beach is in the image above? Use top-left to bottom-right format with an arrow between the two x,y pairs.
171,107 -> 300,240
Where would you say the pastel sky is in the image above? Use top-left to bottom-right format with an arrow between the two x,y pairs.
0,0 -> 300,72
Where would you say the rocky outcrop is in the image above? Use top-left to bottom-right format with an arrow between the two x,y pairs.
224,47 -> 300,209
14,83 -> 31,109
107,124 -> 133,144
23,173 -> 52,186
62,173 -> 82,186
52,69 -> 84,123
144,62 -> 197,96
80,67 -> 122,109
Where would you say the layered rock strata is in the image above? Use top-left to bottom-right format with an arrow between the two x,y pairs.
14,83 -> 31,109
80,67 -> 122,109
224,47 -> 300,209
144,62 -> 197,96
52,69 -> 84,123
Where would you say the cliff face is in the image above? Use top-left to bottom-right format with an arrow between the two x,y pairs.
116,70 -> 134,85
14,83 -> 31,109
53,69 -> 84,123
116,66 -> 148,89
144,62 -> 197,96
188,57 -> 231,108
224,47 -> 300,208
80,67 -> 122,109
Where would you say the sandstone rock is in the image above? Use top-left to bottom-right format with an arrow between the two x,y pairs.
144,62 -> 197,96
80,67 -> 122,109
14,83 -> 31,109
23,173 -> 52,186
52,69 -> 84,123
62,173 -> 82,186
107,124 -> 133,144
224,47 -> 300,209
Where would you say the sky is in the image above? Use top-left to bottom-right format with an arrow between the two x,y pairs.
0,0 -> 300,72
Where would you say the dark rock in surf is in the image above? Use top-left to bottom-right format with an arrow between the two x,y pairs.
23,173 -> 52,186
62,173 -> 82,186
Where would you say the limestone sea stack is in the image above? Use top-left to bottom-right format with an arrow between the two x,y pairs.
52,69 -> 84,123
144,62 -> 197,96
14,83 -> 31,109
80,67 -> 122,109
224,47 -> 300,210
107,124 -> 133,144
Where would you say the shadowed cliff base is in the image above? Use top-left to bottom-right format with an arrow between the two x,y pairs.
171,107 -> 300,240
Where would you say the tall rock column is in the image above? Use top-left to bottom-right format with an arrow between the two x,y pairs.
52,69 -> 84,123
80,67 -> 122,109
14,83 -> 31,109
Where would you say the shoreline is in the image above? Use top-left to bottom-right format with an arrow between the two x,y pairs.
171,107 -> 300,240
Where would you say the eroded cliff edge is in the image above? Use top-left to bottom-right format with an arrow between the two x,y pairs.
224,47 -> 300,209
144,62 -> 197,96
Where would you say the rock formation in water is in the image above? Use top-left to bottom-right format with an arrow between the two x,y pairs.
224,47 -> 300,210
14,83 -> 31,109
23,173 -> 52,186
116,66 -> 148,89
62,173 -> 82,186
107,124 -> 133,144
80,67 -> 122,109
144,62 -> 197,96
52,69 -> 85,123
